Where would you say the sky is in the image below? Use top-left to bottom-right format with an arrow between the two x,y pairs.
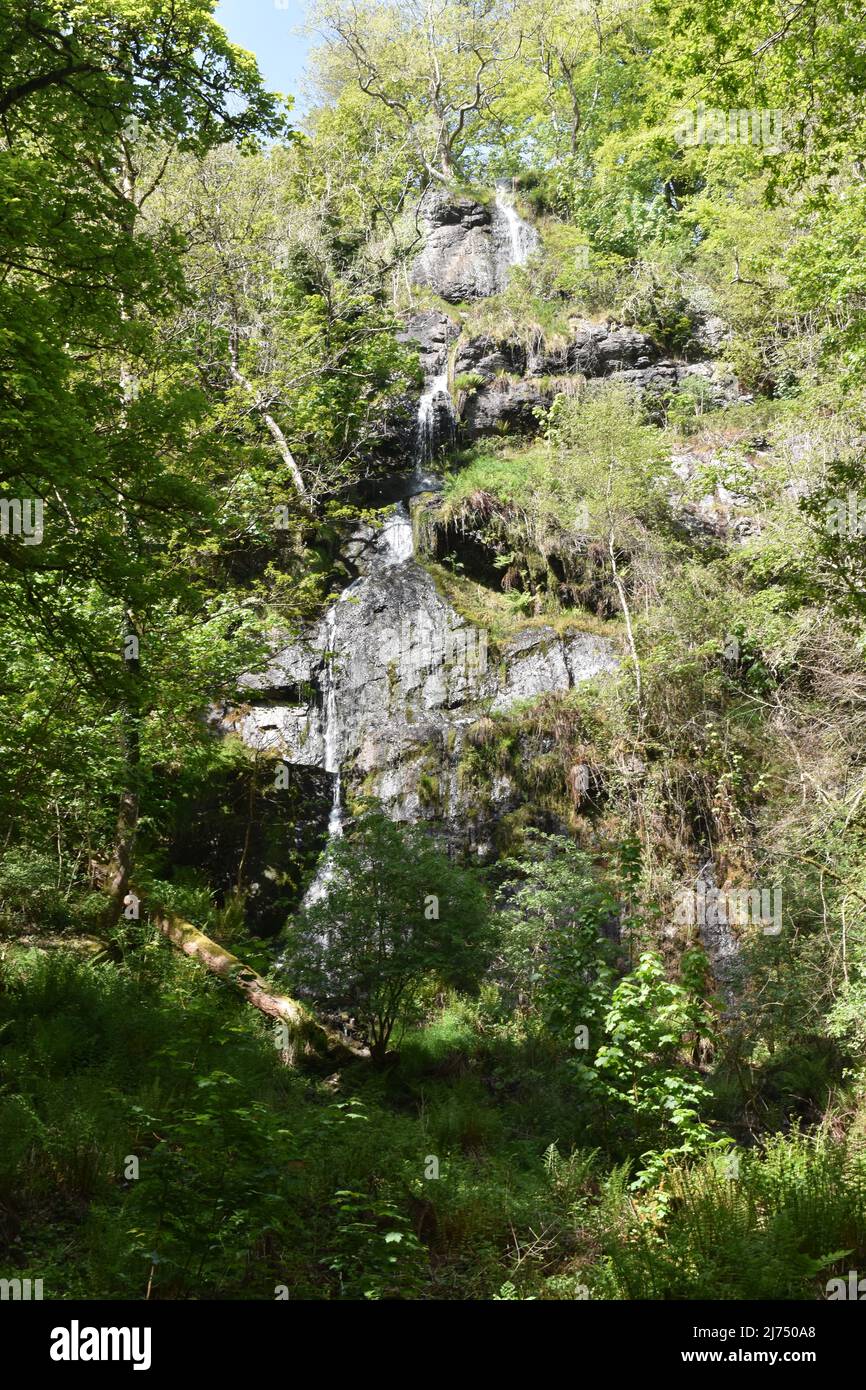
215,0 -> 316,116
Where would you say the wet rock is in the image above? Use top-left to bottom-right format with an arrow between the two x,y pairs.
215,508 -> 619,841
411,190 -> 527,302
397,309 -> 458,375
459,378 -> 551,438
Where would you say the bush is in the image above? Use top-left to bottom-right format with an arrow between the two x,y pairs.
0,850 -> 71,933
284,808 -> 490,1060
598,1134 -> 866,1300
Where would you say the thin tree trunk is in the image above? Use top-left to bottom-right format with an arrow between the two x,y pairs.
228,333 -> 307,498
608,529 -> 643,725
101,143 -> 142,933
99,779 -> 138,931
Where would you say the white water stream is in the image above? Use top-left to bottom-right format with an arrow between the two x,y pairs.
415,370 -> 452,471
494,181 -> 538,268
300,504 -> 415,909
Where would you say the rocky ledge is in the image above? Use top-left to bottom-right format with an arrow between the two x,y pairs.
454,320 -> 742,440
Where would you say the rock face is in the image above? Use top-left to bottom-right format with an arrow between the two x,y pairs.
397,309 -> 458,377
452,321 -> 742,441
216,506 -> 618,848
566,321 -> 660,376
460,377 -> 552,437
411,188 -> 539,302
489,627 -> 618,713
454,321 -> 661,381
411,193 -> 502,301
606,358 -> 740,405
454,334 -> 527,378
669,441 -> 767,542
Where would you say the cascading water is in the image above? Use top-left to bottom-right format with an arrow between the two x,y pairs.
408,181 -> 537,488
379,501 -> 415,564
416,371 -> 451,469
407,370 -> 454,495
494,180 -> 538,269
299,504 -> 414,911
301,604 -> 344,908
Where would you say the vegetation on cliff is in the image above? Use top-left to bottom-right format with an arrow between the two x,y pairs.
3,0 -> 866,1302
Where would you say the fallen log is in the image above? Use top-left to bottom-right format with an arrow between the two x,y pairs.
149,906 -> 364,1065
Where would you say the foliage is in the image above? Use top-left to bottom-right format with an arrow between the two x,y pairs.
284,808 -> 490,1060
591,950 -> 725,1185
491,831 -> 617,1040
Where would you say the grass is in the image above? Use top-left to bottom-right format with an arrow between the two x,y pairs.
441,439 -> 551,507
3,943 -> 866,1300
421,557 -> 620,647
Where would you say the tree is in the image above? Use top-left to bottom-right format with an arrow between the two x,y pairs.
498,0 -> 653,174
0,1 -> 283,919
655,0 -> 866,196
492,830 -> 616,1040
150,143 -> 419,506
312,0 -> 524,184
284,808 -> 490,1060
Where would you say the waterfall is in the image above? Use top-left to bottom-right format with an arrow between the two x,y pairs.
320,608 -> 343,827
379,501 -> 414,564
494,181 -> 538,269
415,371 -> 451,469
302,604 -> 343,908
299,503 -> 413,911
408,370 -> 454,496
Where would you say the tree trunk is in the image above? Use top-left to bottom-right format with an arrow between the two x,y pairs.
228,335 -> 307,499
101,139 -> 143,932
99,778 -> 138,932
608,529 -> 643,725
150,905 -> 365,1065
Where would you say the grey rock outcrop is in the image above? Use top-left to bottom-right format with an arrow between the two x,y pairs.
668,440 -> 766,542
453,321 -> 662,388
608,358 -> 740,406
412,193 -> 504,301
490,627 -> 618,712
397,308 -> 458,376
460,378 -> 552,437
566,321 -> 660,375
215,505 -> 618,843
454,334 -> 527,379
451,321 -> 742,441
411,189 -> 538,302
